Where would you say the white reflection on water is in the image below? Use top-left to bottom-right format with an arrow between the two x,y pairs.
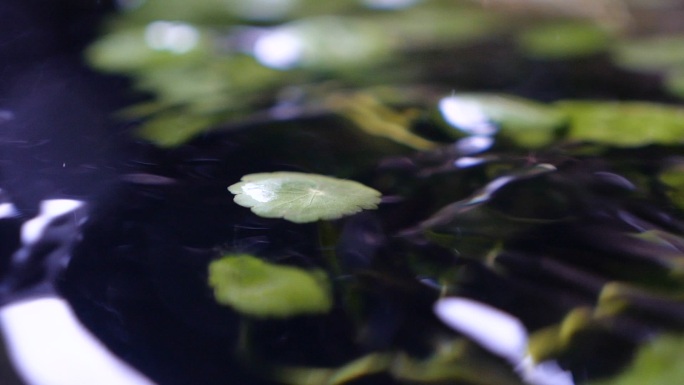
455,135 -> 494,155
145,21 -> 199,54
240,182 -> 278,203
439,96 -> 498,136
253,17 -> 388,71
20,200 -> 84,247
434,297 -> 574,385
0,203 -> 18,219
1,297 -> 157,385
253,28 -> 304,70
454,156 -> 486,168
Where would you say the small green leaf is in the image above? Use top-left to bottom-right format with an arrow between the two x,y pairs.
660,163 -> 684,210
228,172 -> 382,223
208,254 -> 332,318
517,21 -> 612,60
136,110 -> 221,147
557,101 -> 684,147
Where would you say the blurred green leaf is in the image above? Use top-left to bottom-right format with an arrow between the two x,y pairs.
660,163 -> 684,210
517,21 -> 612,60
612,35 -> 684,72
208,254 -> 332,318
374,4 -> 507,49
136,110 -> 221,147
270,340 -> 524,385
329,92 -> 436,150
557,101 -> 684,147
590,334 -> 684,385
85,24 -> 208,73
665,67 -> 684,100
271,353 -> 393,385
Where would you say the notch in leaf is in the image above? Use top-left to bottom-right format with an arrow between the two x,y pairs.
228,172 -> 382,223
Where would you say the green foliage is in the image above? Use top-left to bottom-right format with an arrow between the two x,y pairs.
517,21 -> 612,60
590,334 -> 684,385
208,254 -> 332,318
83,1 -> 684,384
438,93 -> 567,148
612,35 -> 684,72
557,101 -> 684,147
85,25 -> 209,73
330,92 -> 436,150
660,163 -> 684,211
664,68 -> 684,100
270,340 -> 525,385
228,172 -> 381,223
86,0 -> 508,146
135,110 -> 221,147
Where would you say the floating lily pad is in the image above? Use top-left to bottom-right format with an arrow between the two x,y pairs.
517,21 -> 612,60
228,172 -> 381,223
557,101 -> 684,147
437,94 -> 567,148
208,254 -> 332,318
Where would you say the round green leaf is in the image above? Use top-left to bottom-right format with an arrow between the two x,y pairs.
228,172 -> 382,223
208,254 -> 332,318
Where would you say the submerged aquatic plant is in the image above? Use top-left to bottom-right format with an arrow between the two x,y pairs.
208,254 -> 332,318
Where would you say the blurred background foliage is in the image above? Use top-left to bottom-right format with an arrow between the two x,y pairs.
86,0 -> 684,147
76,1 -> 684,385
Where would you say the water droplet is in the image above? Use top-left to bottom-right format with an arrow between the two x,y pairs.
253,28 -> 303,70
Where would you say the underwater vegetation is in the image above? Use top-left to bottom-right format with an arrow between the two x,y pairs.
5,0 -> 684,384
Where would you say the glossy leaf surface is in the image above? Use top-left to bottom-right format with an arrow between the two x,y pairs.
229,172 -> 381,223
